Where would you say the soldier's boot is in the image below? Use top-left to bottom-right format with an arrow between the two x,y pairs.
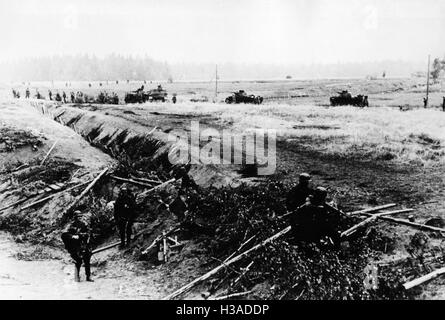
85,259 -> 93,282
126,222 -> 133,246
74,262 -> 81,282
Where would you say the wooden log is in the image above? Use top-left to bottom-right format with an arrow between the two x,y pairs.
341,209 -> 415,238
347,203 -> 397,216
62,168 -> 108,217
109,175 -> 158,188
20,180 -> 92,211
40,139 -> 59,165
403,267 -> 445,290
163,226 -> 291,300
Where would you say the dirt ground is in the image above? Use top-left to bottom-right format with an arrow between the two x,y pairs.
1,77 -> 445,299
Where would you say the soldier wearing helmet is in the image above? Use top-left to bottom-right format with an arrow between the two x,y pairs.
286,173 -> 313,212
114,184 -> 137,248
61,210 -> 93,282
290,187 -> 339,245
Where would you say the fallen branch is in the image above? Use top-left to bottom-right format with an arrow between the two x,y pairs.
403,266 -> 445,290
40,139 -> 59,165
163,226 -> 291,300
20,180 -> 92,211
341,209 -> 414,238
62,168 -> 108,218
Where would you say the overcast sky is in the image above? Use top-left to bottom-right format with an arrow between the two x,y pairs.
0,0 -> 444,65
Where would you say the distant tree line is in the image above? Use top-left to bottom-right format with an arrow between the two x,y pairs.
431,58 -> 445,82
0,54 -> 172,82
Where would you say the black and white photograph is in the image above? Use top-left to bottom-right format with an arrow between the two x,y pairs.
0,0 -> 445,305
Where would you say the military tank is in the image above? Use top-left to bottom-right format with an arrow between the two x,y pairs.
330,90 -> 368,107
225,90 -> 263,104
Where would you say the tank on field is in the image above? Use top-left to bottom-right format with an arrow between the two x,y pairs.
124,84 -> 167,103
147,85 -> 167,102
330,90 -> 369,107
225,90 -> 263,104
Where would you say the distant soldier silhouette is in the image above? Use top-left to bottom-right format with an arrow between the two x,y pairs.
48,90 -> 53,101
70,92 -> 75,103
25,88 -> 30,99
423,97 -> 428,108
62,91 -> 67,103
442,97 -> 445,112
12,89 -> 16,98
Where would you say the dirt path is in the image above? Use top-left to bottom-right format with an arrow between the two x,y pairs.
0,232 -> 168,299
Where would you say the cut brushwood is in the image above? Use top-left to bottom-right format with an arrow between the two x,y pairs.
403,266 -> 445,290
163,226 -> 291,300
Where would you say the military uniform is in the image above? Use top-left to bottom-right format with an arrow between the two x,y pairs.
114,186 -> 137,247
286,173 -> 313,212
289,187 -> 339,245
61,211 -> 93,282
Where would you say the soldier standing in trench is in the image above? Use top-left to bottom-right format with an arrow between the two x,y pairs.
61,210 -> 94,282
114,185 -> 137,248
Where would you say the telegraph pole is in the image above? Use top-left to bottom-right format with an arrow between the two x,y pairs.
215,64 -> 218,102
426,54 -> 430,108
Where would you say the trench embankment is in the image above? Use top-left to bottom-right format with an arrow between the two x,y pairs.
29,101 -> 241,187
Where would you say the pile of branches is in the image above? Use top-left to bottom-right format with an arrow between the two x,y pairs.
178,182 -> 413,300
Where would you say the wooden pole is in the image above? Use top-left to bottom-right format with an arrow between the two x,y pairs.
426,54 -> 431,108
110,175 -> 158,188
403,267 -> 445,290
62,168 -> 108,218
363,214 -> 445,234
346,203 -> 397,216
163,226 -> 291,300
215,64 -> 218,101
209,290 -> 253,300
40,139 -> 59,165
341,209 -> 414,238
